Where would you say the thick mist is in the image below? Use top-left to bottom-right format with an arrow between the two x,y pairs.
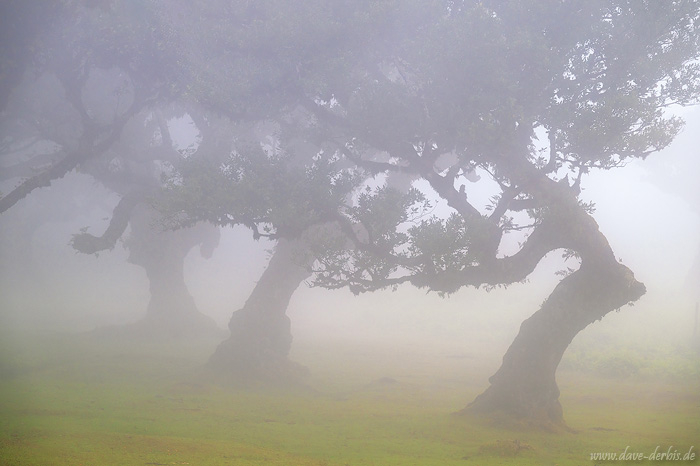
2,109 -> 698,354
1,2 -> 698,464
2,103 -> 697,350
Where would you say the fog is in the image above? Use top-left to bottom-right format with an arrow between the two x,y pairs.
2,108 -> 698,352
1,2 -> 698,463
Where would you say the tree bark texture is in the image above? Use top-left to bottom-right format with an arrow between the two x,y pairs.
209,238 -> 311,381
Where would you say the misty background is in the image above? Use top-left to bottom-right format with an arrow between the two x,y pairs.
2,105 -> 697,366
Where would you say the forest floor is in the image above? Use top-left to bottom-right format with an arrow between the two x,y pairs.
0,329 -> 698,465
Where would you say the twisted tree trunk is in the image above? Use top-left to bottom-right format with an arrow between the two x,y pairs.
463,152 -> 646,427
208,238 -> 311,381
463,259 -> 645,426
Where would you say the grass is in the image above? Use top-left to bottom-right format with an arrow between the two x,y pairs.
0,331 -> 698,465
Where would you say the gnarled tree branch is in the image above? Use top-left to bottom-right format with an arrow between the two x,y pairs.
70,189 -> 147,254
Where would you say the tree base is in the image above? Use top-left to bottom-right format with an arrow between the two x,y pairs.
455,386 -> 574,432
467,383 -> 562,419
459,260 -> 645,431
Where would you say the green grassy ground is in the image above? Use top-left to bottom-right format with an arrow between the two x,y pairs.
0,332 -> 698,465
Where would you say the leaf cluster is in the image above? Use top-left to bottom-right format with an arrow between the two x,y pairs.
160,143 -> 361,239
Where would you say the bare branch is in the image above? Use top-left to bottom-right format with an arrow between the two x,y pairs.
0,82 -> 162,214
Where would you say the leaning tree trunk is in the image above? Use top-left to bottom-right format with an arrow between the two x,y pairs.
125,206 -> 222,338
208,238 -> 311,382
463,259 -> 645,426
463,153 -> 646,427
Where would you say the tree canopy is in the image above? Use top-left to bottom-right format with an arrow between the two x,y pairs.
162,0 -> 699,295
155,0 -> 699,424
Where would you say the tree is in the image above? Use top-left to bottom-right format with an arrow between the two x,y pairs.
3,0 -> 698,427
207,238 -> 312,381
161,113 -> 361,377
0,0 -> 361,355
145,0 -> 396,375
306,0 -> 699,426
0,3 -> 221,338
0,1 -> 170,214
70,103 -> 225,338
164,0 -> 700,427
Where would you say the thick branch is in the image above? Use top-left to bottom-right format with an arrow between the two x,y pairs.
71,190 -> 146,254
0,128 -> 98,213
315,211 -> 565,295
423,169 -> 483,222
0,152 -> 63,181
543,129 -> 558,173
0,83 -> 161,214
506,146 -> 618,266
422,167 -> 503,263
408,216 -> 565,293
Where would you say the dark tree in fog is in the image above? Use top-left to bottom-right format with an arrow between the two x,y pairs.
3,0 -> 699,428
0,3 -> 222,338
207,238 -> 312,380
162,0 -> 699,426
162,115 -> 360,378
70,104 -> 224,338
153,0 -> 391,379
0,1 -> 342,358
305,0 -> 699,426
0,2 -> 169,214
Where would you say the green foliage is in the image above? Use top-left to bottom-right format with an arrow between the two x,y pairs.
350,186 -> 424,249
160,142 -> 362,239
312,0 -> 698,292
407,214 -> 474,273
310,186 -> 433,293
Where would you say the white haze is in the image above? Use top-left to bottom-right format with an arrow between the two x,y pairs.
1,106 -> 698,369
